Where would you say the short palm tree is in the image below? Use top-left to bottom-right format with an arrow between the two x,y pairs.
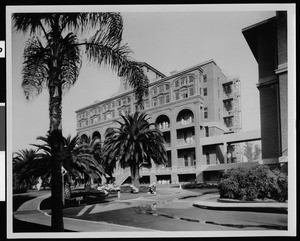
33,134 -> 105,188
102,112 -> 167,188
13,12 -> 149,231
13,149 -> 41,189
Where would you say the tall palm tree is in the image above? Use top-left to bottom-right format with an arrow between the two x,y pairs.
13,12 -> 149,231
102,112 -> 167,188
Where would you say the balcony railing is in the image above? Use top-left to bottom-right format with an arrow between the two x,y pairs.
164,142 -> 171,148
157,122 -> 170,131
140,165 -> 200,174
223,110 -> 234,117
177,137 -> 195,146
178,117 -> 194,126
223,93 -> 233,99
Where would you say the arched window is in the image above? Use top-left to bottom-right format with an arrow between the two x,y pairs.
176,109 -> 194,125
80,134 -> 89,144
156,115 -> 171,129
92,131 -> 101,141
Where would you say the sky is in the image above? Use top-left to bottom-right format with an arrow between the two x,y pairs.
10,6 -> 277,152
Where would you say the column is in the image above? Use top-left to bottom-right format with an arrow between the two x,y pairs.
195,102 -> 204,165
223,142 -> 227,163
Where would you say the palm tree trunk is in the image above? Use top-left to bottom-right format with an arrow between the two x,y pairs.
131,163 -> 140,189
48,64 -> 64,232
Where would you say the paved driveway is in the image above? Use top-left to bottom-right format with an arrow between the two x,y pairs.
62,192 -> 287,231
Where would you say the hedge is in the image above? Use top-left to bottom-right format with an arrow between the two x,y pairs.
218,165 -> 287,202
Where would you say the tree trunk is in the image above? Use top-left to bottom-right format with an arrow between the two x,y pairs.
48,63 -> 64,232
131,163 -> 140,189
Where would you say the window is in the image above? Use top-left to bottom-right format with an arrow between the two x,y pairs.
199,87 -> 202,95
203,74 -> 207,83
181,89 -> 188,99
180,76 -> 187,86
189,87 -> 194,96
153,87 -> 157,95
204,107 -> 208,119
175,79 -> 179,88
206,153 -> 210,165
122,98 -> 126,105
153,98 -> 157,107
203,88 -> 207,96
145,100 -> 149,109
127,97 -> 131,103
158,96 -> 164,105
118,99 -> 121,106
189,76 -> 194,83
111,101 -> 114,108
165,94 -> 170,103
184,155 -> 189,167
165,83 -> 170,91
159,85 -> 164,93
175,91 -> 179,100
205,126 -> 209,137
124,81 -> 128,90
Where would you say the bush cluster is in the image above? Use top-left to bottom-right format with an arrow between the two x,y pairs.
218,165 -> 287,202
182,182 -> 218,189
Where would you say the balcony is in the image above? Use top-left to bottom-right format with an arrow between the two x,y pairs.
176,119 -> 194,129
164,142 -> 171,149
223,110 -> 234,117
177,137 -> 195,147
222,79 -> 233,86
223,92 -> 233,100
158,125 -> 171,132
140,165 -> 201,174
173,165 -> 199,173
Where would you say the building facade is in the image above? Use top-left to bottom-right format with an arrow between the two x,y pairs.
76,60 -> 248,184
242,11 -> 288,167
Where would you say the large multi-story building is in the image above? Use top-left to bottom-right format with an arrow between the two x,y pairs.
76,59 -> 248,184
242,12 -> 288,168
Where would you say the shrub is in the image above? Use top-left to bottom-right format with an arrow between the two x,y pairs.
218,165 -> 288,202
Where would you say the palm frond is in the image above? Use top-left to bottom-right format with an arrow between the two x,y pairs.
22,36 -> 50,100
12,13 -> 53,35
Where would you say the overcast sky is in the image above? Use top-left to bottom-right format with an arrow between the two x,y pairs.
10,6 -> 277,152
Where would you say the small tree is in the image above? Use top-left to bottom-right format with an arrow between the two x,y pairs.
243,142 -> 254,162
253,144 -> 261,160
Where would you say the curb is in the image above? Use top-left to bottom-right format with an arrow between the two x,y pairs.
192,203 -> 288,214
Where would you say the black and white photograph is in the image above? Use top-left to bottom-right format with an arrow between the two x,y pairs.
4,3 -> 296,239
